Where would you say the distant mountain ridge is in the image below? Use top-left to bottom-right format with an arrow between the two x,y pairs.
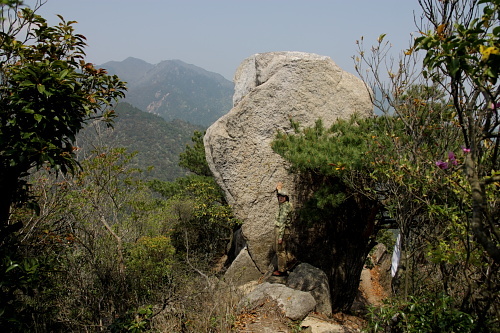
101,57 -> 154,85
101,57 -> 234,127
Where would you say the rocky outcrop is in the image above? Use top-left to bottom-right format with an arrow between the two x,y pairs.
223,247 -> 262,287
204,51 -> 373,273
239,282 -> 316,321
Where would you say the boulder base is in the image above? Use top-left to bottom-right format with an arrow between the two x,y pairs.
287,263 -> 332,316
223,247 -> 261,287
239,282 -> 316,321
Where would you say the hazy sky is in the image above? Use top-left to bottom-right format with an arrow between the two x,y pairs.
33,0 -> 422,80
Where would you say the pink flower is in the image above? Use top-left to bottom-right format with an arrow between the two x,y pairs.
462,147 -> 470,153
448,151 -> 458,166
436,160 -> 448,169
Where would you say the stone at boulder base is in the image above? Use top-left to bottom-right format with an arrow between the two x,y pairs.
286,263 -> 332,316
238,282 -> 316,321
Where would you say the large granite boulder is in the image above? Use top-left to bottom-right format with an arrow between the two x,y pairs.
204,51 -> 372,272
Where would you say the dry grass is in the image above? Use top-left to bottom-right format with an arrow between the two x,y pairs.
150,276 -> 244,332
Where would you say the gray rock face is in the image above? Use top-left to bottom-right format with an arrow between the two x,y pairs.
223,247 -> 261,287
373,243 -> 388,265
205,51 -> 373,272
301,315 -> 347,333
239,282 -> 316,321
287,263 -> 332,316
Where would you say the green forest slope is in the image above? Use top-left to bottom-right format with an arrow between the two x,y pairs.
78,102 -> 204,181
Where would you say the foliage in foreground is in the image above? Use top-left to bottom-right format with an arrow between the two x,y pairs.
1,140 -> 239,331
0,3 -> 126,225
366,294 -> 476,333
0,2 -> 127,330
273,0 -> 499,330
354,0 -> 499,331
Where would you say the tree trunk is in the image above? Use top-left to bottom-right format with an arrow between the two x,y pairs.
465,155 -> 500,262
0,168 -> 23,242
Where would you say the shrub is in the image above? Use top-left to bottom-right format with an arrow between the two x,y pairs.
366,294 -> 475,333
126,236 -> 175,299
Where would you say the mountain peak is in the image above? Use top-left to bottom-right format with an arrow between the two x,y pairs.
100,58 -> 154,85
99,57 -> 234,127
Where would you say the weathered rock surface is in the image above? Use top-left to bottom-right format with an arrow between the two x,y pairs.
205,51 -> 373,272
223,247 -> 261,287
239,282 -> 316,321
287,263 -> 332,316
301,315 -> 348,333
372,243 -> 388,265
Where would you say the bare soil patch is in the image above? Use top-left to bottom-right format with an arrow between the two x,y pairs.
233,298 -> 293,332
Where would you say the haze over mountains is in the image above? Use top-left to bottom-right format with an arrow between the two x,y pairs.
79,57 -> 234,181
101,57 -> 234,127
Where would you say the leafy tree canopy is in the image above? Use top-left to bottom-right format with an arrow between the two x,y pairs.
0,5 -> 126,327
179,130 -> 212,177
0,5 -> 126,223
413,0 -> 500,262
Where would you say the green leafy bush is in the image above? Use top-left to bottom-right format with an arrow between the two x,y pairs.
366,294 -> 475,333
126,236 -> 175,297
109,305 -> 154,333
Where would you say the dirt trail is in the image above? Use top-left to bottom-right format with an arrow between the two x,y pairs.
359,264 -> 388,307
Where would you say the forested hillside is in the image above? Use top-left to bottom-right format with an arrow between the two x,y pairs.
99,57 -> 154,85
79,102 -> 204,181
